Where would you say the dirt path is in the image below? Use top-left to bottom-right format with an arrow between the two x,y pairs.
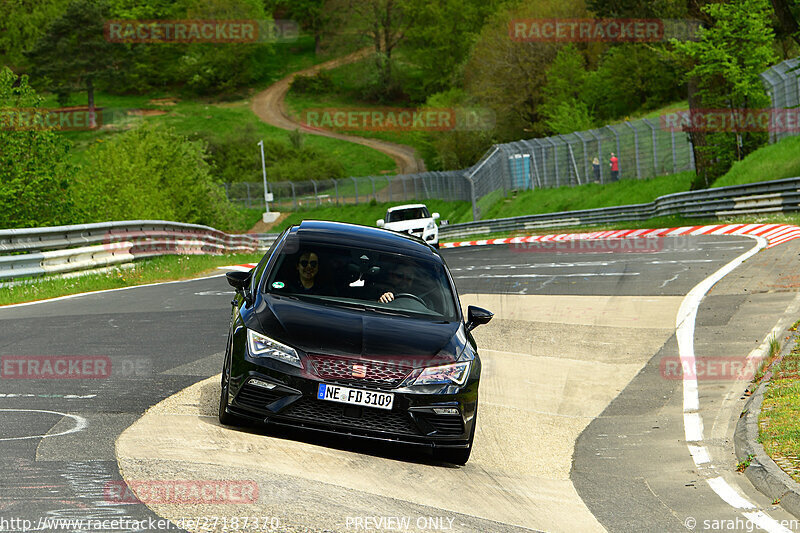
251,48 -> 426,175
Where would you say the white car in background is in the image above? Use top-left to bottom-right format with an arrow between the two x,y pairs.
377,204 -> 440,247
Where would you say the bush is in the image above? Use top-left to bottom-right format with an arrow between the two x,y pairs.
289,71 -> 335,94
0,67 -> 77,229
72,122 -> 243,230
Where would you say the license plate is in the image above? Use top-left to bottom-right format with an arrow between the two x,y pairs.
317,383 -> 394,410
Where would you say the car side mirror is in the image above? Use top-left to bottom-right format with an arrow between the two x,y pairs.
226,271 -> 253,304
376,219 -> 385,227
466,305 -> 493,331
432,212 -> 440,220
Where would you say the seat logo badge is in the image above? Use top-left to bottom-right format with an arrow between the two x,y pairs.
352,364 -> 367,378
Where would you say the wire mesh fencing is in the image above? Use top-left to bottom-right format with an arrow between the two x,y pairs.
226,58 -> 799,221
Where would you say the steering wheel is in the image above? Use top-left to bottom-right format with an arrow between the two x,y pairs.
393,292 -> 427,306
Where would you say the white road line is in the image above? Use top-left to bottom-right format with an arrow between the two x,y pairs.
706,477 -> 756,509
684,412 -> 704,442
453,273 -> 640,279
0,273 -> 227,310
743,512 -> 795,533
688,445 -> 711,465
0,409 -> 87,441
675,234 -> 794,532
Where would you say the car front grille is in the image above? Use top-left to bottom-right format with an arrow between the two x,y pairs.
306,354 -> 412,389
233,383 -> 283,413
279,398 -> 420,435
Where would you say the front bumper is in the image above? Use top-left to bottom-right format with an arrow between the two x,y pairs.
226,359 -> 477,448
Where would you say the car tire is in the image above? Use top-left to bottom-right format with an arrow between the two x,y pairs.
218,349 -> 244,426
434,408 -> 477,465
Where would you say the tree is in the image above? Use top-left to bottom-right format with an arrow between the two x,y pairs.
326,0 -> 416,100
0,0 -> 70,70
269,0 -> 330,54
400,0 -> 503,98
0,67 -> 76,228
25,0 -> 126,122
673,0 -> 777,188
769,0 -> 800,51
464,0 -> 587,140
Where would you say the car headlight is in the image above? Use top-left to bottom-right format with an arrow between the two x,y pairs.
411,362 -> 470,386
426,221 -> 435,231
247,329 -> 302,368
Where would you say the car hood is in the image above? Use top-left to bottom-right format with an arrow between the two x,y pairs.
383,219 -> 432,231
256,295 -> 461,363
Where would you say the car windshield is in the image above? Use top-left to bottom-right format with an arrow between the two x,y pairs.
386,207 -> 429,222
263,240 -> 457,322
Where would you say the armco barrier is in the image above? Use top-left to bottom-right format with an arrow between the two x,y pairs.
439,177 -> 800,239
0,221 -> 278,282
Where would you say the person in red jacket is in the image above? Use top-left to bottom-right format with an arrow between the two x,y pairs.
609,153 -> 619,182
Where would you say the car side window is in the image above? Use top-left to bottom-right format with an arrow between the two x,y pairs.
252,229 -> 288,294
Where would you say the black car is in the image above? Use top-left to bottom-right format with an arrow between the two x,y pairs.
219,220 -> 493,464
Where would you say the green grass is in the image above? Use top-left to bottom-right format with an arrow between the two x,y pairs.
38,35 -> 396,179
46,91 -> 396,180
759,334 -> 800,484
284,56 -> 440,170
0,253 -> 263,307
711,135 -> 800,188
480,172 -> 695,220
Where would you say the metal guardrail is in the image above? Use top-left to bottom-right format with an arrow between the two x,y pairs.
439,177 -> 800,239
0,221 -> 278,282
4,176 -> 800,281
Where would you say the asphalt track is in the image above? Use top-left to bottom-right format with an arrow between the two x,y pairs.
1,235 -> 799,532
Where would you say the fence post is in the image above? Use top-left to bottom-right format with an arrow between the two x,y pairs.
545,137 -> 559,187
574,132 -> 589,184
386,176 -> 393,202
525,140 -> 542,189
670,130 -> 678,174
311,179 -> 319,206
335,179 -> 339,205
290,182 -> 297,209
352,177 -> 359,205
624,122 -> 641,180
642,118 -> 658,176
245,182 -> 251,209
466,174 -> 478,221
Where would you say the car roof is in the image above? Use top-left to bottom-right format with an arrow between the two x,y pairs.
290,220 -> 439,259
386,203 -> 427,213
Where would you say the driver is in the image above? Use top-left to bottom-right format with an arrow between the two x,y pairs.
378,262 -> 416,303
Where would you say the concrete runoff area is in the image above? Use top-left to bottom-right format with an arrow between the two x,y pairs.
116,294 -> 683,533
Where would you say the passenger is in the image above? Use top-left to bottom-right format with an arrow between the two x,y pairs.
292,251 -> 320,292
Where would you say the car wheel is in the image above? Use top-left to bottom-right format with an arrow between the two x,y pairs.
218,349 -> 244,426
434,408 -> 477,465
